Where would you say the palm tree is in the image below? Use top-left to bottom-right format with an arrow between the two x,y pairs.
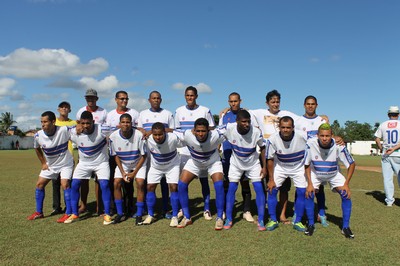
0,112 -> 17,132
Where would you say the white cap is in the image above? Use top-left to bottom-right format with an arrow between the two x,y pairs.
388,106 -> 400,114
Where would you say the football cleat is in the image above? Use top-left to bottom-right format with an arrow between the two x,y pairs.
293,222 -> 306,232
103,215 -> 113,225
342,227 -> 355,239
64,214 -> 79,224
177,217 -> 192,228
318,214 -> 329,227
266,220 -> 279,231
243,211 -> 255,222
257,221 -> 266,231
203,210 -> 212,221
223,219 -> 233,230
142,215 -> 155,225
27,211 -> 44,220
169,216 -> 179,227
56,214 -> 70,223
305,224 -> 315,236
135,216 -> 143,226
215,218 -> 224,230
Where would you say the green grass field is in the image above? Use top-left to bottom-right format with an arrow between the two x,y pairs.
1,150 -> 399,265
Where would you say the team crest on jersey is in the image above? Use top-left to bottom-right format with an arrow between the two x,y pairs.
233,140 -> 236,144
118,147 -> 122,151
315,155 -> 319,159
81,143 -> 84,146
278,150 -> 282,153
182,117 -> 186,121
303,127 -> 306,131
388,122 -> 398,128
150,148 -> 155,152
43,144 -> 46,148
146,119 -> 149,122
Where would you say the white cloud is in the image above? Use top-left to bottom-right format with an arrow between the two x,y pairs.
18,102 -> 33,109
32,93 -> 53,101
0,78 -> 16,97
15,115 -> 39,131
309,57 -> 320,63
0,105 -> 11,112
172,82 -> 186,90
196,82 -> 212,93
79,75 -> 120,97
0,48 -> 108,78
171,82 -> 212,93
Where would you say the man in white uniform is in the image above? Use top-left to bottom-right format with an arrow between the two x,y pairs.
175,86 -> 216,221
28,111 -> 74,223
65,111 -> 113,225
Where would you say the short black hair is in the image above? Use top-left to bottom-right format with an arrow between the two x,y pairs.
115,90 -> 128,98
304,95 -> 317,104
185,86 -> 198,95
152,122 -> 165,131
229,92 -> 241,99
194,118 -> 209,128
41,111 -> 56,121
236,109 -> 250,121
80,111 -> 93,121
120,113 -> 132,122
149,90 -> 161,99
266,90 -> 281,102
279,116 -> 294,127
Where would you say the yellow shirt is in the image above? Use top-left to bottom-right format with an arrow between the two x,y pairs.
56,118 -> 77,155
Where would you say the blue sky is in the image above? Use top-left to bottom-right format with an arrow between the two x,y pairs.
0,0 -> 399,130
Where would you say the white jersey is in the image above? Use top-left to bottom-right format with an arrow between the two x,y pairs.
222,123 -> 265,169
295,115 -> 326,139
76,106 -> 107,125
105,108 -> 139,131
174,105 -> 215,130
34,126 -> 74,170
374,119 -> 400,157
305,138 -> 354,178
250,109 -> 299,140
174,129 -> 224,167
70,124 -> 109,165
175,105 -> 215,155
109,129 -> 146,169
146,132 -> 183,170
138,108 -> 175,131
266,130 -> 308,174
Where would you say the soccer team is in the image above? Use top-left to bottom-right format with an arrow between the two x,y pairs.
28,86 -> 358,239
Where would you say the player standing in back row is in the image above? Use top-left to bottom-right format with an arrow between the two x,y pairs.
175,86 -> 216,221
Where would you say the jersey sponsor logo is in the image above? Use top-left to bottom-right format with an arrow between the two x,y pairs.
388,122 -> 398,128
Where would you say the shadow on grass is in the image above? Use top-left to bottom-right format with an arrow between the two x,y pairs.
365,190 -> 386,205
